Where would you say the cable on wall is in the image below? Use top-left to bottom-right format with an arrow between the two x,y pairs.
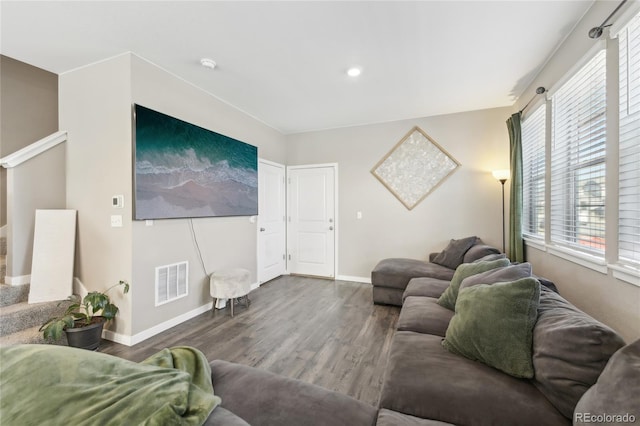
189,219 -> 209,276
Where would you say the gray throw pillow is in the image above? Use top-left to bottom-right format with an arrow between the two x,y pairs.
459,262 -> 532,291
574,339 -> 640,425
431,236 -> 478,270
437,258 -> 510,311
442,277 -> 541,378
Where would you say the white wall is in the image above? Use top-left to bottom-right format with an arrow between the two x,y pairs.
130,55 -> 286,336
287,107 -> 512,280
516,1 -> 640,342
60,53 -> 287,342
60,54 -> 134,336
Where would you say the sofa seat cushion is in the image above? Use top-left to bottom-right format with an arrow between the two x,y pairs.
532,287 -> 626,419
377,409 -> 454,426
204,407 -> 250,426
397,296 -> 454,337
210,360 -> 377,426
372,258 -> 455,290
403,278 -> 451,302
574,339 -> 640,425
379,331 -> 569,426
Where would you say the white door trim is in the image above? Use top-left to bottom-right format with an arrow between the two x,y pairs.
286,163 -> 338,279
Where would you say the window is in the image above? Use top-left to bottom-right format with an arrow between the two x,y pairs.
521,104 -> 546,239
550,49 -> 607,256
618,12 -> 640,267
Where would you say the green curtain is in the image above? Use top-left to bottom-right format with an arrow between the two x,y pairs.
506,112 -> 524,262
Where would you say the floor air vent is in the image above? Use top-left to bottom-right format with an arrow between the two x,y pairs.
155,261 -> 188,306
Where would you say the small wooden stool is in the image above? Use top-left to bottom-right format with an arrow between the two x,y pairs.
210,268 -> 252,317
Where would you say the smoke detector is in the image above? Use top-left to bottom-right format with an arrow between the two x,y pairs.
200,58 -> 217,70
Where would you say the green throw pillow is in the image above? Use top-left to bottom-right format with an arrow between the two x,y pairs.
442,277 -> 541,378
437,258 -> 510,310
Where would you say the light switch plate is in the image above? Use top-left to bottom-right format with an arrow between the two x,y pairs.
112,195 -> 124,208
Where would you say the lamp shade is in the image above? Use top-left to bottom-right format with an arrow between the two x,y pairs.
492,169 -> 510,182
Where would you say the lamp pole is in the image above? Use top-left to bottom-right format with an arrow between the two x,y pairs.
499,178 -> 507,254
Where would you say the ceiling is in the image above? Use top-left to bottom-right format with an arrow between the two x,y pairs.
1,1 -> 594,134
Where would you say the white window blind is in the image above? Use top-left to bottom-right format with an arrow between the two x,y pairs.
521,104 -> 546,239
618,12 -> 640,266
550,49 -> 607,255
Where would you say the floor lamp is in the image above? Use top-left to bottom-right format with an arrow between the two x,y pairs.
492,170 -> 510,253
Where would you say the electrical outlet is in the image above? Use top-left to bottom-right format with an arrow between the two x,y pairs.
110,215 -> 123,227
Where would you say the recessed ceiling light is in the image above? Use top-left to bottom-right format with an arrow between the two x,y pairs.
347,67 -> 361,77
200,58 -> 217,70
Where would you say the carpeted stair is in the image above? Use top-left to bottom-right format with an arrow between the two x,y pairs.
0,237 -> 70,346
1,236 -> 6,285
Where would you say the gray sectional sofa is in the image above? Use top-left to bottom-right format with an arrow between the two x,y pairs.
203,237 -> 639,425
371,238 -> 501,306
366,236 -> 638,425
4,236 -> 637,426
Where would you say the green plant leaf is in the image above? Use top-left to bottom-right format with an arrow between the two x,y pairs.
85,292 -> 108,311
101,303 -> 119,320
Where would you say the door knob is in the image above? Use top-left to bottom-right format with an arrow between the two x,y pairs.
260,227 -> 265,232
329,226 -> 334,231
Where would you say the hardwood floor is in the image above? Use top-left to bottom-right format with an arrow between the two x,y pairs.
100,275 -> 400,406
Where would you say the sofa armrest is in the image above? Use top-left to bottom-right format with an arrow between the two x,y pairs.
428,253 -> 438,262
209,360 -> 377,426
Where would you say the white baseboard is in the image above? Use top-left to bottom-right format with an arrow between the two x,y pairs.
103,281 -> 260,346
336,275 -> 371,284
4,274 -> 31,286
103,300 -> 214,346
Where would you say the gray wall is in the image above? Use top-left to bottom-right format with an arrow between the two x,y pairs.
0,55 -> 58,228
515,1 -> 640,342
287,107 -> 512,280
5,144 -> 66,279
0,55 -> 59,277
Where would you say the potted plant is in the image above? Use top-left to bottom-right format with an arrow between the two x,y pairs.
40,280 -> 129,350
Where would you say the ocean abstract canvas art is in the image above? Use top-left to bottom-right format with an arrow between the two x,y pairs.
134,105 -> 258,219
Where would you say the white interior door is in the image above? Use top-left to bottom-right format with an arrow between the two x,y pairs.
257,160 -> 286,284
287,165 -> 336,278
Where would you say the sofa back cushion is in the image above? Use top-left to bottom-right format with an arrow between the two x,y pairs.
574,339 -> 640,425
459,263 -> 532,291
463,243 -> 501,263
532,287 -> 626,419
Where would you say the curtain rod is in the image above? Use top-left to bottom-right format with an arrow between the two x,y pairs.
589,0 -> 628,38
519,87 -> 546,115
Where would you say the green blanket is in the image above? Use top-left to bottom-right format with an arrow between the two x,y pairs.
0,344 -> 221,425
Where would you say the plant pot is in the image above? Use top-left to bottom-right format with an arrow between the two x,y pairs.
65,318 -> 105,351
